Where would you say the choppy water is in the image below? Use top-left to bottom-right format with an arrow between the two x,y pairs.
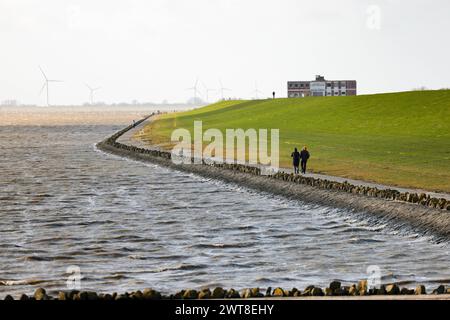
0,125 -> 449,297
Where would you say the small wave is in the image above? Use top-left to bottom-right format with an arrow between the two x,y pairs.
225,261 -> 268,268
40,222 -> 66,228
128,254 -> 147,260
218,225 -> 256,232
75,220 -> 115,226
255,277 -> 274,283
0,196 -> 16,201
191,242 -> 254,249
387,252 -> 410,259
110,235 -> 156,242
359,224 -> 387,232
348,237 -> 383,244
339,227 -> 371,234
151,254 -> 190,260
52,255 -> 77,261
155,263 -> 208,273
94,252 -> 128,258
21,255 -> 52,261
425,278 -> 450,284
271,234 -> 295,239
33,193 -> 53,198
153,220 -> 179,225
0,278 -> 47,286
30,236 -> 78,244
302,226 -> 321,232
20,254 -> 77,261
103,274 -> 128,280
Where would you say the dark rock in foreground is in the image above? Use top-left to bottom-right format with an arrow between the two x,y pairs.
4,284 -> 449,300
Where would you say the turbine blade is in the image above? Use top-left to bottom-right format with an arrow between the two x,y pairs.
39,66 -> 48,80
39,82 -> 47,95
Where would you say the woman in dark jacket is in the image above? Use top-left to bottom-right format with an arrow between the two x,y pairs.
291,148 -> 300,174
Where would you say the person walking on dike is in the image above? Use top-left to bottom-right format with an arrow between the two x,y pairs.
291,148 -> 300,174
300,146 -> 310,174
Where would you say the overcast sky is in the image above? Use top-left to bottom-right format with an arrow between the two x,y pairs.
1,0 -> 449,105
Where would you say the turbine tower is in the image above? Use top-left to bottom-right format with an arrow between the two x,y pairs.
186,78 -> 201,102
85,84 -> 101,105
252,81 -> 263,99
201,81 -> 215,103
39,66 -> 63,106
218,79 -> 231,100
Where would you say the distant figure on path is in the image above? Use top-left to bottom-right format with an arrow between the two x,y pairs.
300,146 -> 310,174
291,148 -> 300,174
132,120 -> 136,127
272,91 -> 276,99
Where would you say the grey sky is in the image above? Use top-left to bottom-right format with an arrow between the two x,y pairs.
1,0 -> 449,105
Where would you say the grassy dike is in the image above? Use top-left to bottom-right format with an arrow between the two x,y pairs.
137,90 -> 450,193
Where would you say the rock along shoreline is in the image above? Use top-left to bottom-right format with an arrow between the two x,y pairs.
96,115 -> 450,241
4,282 -> 450,301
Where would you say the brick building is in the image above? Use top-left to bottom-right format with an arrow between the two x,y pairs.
287,75 -> 357,97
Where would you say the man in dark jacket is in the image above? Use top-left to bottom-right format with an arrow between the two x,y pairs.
300,146 -> 310,174
291,148 -> 300,174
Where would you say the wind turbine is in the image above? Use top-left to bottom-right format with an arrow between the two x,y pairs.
218,79 -> 231,100
252,81 -> 263,99
186,78 -> 201,102
85,83 -> 101,105
39,66 -> 63,106
201,81 -> 216,103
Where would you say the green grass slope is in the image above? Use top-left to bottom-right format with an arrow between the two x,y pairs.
138,90 -> 450,192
